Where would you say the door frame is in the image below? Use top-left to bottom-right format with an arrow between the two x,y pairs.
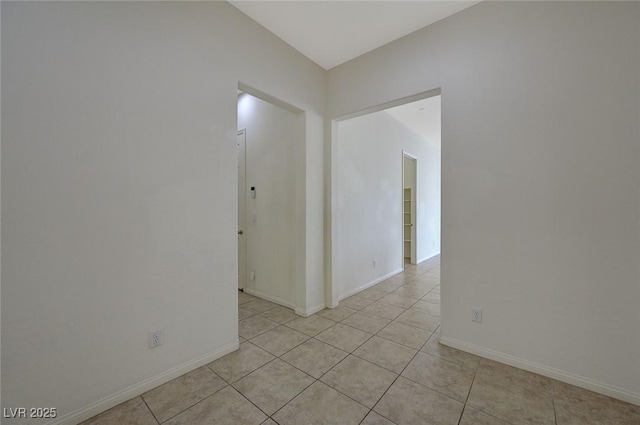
402,151 -> 418,266
237,129 -> 247,291
328,88 -> 441,307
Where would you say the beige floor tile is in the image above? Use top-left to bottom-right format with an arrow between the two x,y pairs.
422,292 -> 440,303
259,306 -> 297,324
361,301 -> 406,320
410,267 -> 440,281
421,334 -> 480,370
320,355 -> 397,408
239,306 -> 258,321
374,377 -> 464,425
249,325 -> 309,357
340,295 -> 375,310
232,359 -> 314,416
243,299 -> 279,314
416,263 -> 437,272
341,311 -> 391,334
395,309 -> 440,332
280,338 -> 348,378
316,305 -> 358,322
285,314 -> 335,336
391,286 -> 429,300
402,352 -> 475,402
410,300 -> 440,316
238,292 -> 258,305
207,342 -> 275,383
379,293 -> 419,309
239,315 -> 279,339
81,397 -> 157,425
459,407 -> 513,425
553,381 -> 640,425
377,321 -> 432,349
412,272 -> 439,282
426,268 -> 440,275
475,359 -> 554,395
354,335 -> 417,374
273,381 -> 369,425
373,280 -> 405,293
142,366 -> 227,423
163,386 -> 266,425
358,287 -> 390,301
87,257 -> 640,425
467,378 -> 555,425
404,280 -> 439,292
399,271 -> 423,282
315,323 -> 372,352
361,411 -> 398,425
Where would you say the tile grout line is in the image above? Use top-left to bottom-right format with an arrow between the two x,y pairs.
241,263 -> 440,425
358,284 -> 440,425
267,266 -> 437,425
219,345 -> 317,422
139,396 -> 161,425
456,346 -> 481,425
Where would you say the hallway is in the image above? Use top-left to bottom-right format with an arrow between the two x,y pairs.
83,256 -> 640,424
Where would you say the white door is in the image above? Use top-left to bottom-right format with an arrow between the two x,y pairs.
237,130 -> 247,290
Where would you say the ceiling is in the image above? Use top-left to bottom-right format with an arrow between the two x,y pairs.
229,1 -> 480,70
386,95 -> 441,148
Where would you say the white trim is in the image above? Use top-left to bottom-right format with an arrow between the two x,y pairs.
417,251 -> 441,264
339,268 -> 403,300
295,302 -> 326,317
333,88 -> 441,122
244,288 -> 296,310
46,341 -> 240,425
326,300 -> 339,309
238,81 -> 303,114
439,336 -> 640,407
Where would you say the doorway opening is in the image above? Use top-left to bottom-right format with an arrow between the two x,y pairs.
237,129 -> 247,291
403,153 -> 417,265
237,86 -> 304,311
329,90 -> 441,306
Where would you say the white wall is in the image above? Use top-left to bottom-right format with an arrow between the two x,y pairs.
237,93 -> 299,307
1,2 -> 325,423
328,1 -> 640,404
335,111 -> 441,299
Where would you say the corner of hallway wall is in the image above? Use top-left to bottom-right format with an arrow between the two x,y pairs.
327,0 -> 640,403
1,1 -> 327,422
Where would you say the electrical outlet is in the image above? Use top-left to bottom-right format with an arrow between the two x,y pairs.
373,260 -> 376,268
250,270 -> 255,281
472,308 -> 482,323
149,329 -> 163,348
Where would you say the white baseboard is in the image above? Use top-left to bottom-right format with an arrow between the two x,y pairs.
295,302 -> 326,317
47,340 -> 240,425
417,252 -> 440,264
440,336 -> 640,407
326,300 -> 339,309
244,288 -> 296,310
339,268 -> 403,300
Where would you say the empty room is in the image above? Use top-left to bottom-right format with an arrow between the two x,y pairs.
2,1 -> 639,425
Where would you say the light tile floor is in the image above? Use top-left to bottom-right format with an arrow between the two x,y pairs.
84,255 -> 640,425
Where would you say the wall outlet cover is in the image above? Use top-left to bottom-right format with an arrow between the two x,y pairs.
472,308 -> 482,323
149,329 -> 163,348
